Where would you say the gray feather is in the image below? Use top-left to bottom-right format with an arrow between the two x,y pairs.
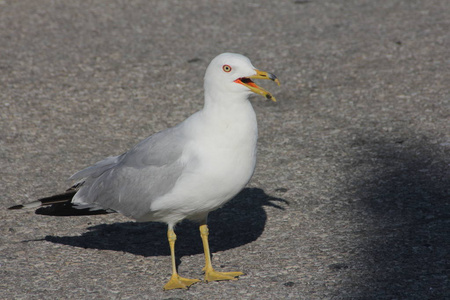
71,125 -> 189,219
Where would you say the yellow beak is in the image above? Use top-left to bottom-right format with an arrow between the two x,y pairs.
234,69 -> 281,102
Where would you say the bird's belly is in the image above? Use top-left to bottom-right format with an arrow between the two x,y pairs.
198,146 -> 256,198
147,141 -> 256,224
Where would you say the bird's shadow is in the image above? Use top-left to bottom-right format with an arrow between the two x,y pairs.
42,188 -> 288,257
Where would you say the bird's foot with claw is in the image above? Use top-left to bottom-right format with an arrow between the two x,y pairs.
204,268 -> 244,282
163,274 -> 201,290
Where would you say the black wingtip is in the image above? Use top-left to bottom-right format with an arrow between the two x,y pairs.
8,205 -> 24,210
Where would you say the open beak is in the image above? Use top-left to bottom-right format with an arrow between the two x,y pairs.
234,69 -> 281,102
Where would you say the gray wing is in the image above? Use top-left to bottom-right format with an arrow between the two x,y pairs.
70,125 -> 187,220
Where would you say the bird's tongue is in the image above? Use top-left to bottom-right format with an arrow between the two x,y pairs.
235,78 -> 258,88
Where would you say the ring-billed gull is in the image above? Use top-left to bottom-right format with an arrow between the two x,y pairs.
9,52 -> 280,290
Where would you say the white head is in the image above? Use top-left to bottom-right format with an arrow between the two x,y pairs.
204,53 -> 280,102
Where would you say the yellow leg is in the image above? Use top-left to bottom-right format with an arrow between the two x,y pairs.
163,229 -> 200,290
199,224 -> 244,282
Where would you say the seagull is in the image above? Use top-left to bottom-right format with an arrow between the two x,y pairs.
8,53 -> 280,290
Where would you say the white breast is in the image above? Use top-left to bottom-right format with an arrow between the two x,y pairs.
146,100 -> 258,224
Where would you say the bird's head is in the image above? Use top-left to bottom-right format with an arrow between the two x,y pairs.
204,53 -> 280,102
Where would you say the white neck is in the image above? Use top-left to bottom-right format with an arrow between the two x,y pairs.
195,89 -> 258,148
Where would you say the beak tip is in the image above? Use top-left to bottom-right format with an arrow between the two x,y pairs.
266,94 -> 277,102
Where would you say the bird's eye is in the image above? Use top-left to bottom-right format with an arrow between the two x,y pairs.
222,65 -> 232,72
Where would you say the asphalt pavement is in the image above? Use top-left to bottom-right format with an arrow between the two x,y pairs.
1,0 -> 449,299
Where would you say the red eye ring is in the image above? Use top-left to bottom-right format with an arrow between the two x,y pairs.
222,65 -> 232,72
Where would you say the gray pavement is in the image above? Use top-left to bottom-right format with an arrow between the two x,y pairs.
1,0 -> 449,299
